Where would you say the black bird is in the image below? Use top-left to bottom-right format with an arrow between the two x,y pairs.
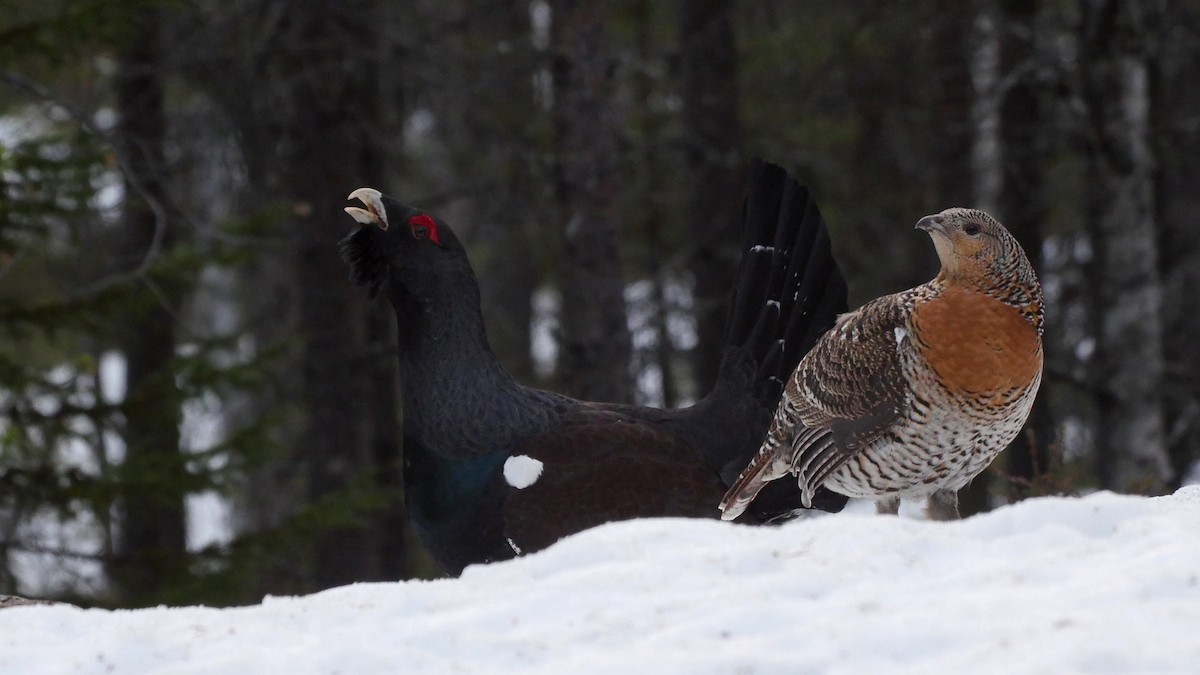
340,160 -> 848,575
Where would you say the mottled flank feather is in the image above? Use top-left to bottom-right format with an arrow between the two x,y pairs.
720,208 -> 1044,521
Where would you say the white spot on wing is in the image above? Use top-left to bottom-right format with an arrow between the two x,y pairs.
504,455 -> 544,489
894,327 -> 908,344
507,537 -> 523,555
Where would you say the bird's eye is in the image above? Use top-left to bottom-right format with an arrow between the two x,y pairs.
963,223 -> 981,236
406,213 -> 442,246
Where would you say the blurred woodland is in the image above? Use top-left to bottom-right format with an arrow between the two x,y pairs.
1,0 -> 1197,607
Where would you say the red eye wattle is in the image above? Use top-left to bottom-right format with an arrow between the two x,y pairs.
408,214 -> 441,246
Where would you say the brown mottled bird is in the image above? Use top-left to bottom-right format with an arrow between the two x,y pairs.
719,208 -> 1043,521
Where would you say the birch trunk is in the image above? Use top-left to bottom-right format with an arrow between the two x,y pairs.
1080,0 -> 1171,491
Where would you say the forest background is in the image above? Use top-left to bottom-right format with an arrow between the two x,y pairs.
1,0 -> 1196,607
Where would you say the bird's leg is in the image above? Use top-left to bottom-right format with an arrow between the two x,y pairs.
875,495 -> 900,515
925,489 -> 960,520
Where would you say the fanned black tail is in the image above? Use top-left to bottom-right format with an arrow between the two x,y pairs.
722,159 -> 847,408
717,158 -> 848,517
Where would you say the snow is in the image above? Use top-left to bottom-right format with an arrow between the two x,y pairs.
503,454 -> 544,489
2,487 -> 1198,674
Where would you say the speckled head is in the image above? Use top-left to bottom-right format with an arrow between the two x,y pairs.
916,208 -> 1043,335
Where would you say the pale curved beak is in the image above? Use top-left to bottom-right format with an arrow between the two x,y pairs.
915,214 -> 947,236
345,187 -> 388,230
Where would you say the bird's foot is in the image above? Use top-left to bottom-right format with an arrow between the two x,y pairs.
925,489 -> 960,520
875,496 -> 901,515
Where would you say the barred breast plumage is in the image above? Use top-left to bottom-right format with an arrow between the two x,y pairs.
719,208 -> 1043,521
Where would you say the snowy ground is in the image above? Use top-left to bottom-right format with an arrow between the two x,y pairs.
2,487 -> 1198,675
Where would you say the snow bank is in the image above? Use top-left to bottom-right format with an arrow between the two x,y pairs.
2,487 -> 1198,674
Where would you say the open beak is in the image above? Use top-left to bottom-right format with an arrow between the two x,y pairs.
345,188 -> 389,230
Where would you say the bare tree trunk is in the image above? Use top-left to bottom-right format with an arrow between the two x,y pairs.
110,6 -> 187,604
179,18 -> 306,580
929,0 -> 977,207
679,0 -> 743,398
1151,2 -> 1200,489
971,2 -> 1002,215
994,0 -> 1058,498
1079,0 -> 1171,492
548,0 -> 633,402
187,0 -> 413,588
267,0 -> 400,588
629,0 -> 680,408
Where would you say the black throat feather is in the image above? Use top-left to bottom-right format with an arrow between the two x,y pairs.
339,226 -> 387,298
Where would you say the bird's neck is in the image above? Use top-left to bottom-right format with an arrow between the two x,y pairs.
387,273 -> 560,459
931,270 -> 1043,336
391,272 -> 509,395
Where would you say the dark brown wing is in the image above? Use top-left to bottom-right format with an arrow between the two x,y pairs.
720,292 -> 912,518
503,408 -> 725,555
783,293 -> 911,502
